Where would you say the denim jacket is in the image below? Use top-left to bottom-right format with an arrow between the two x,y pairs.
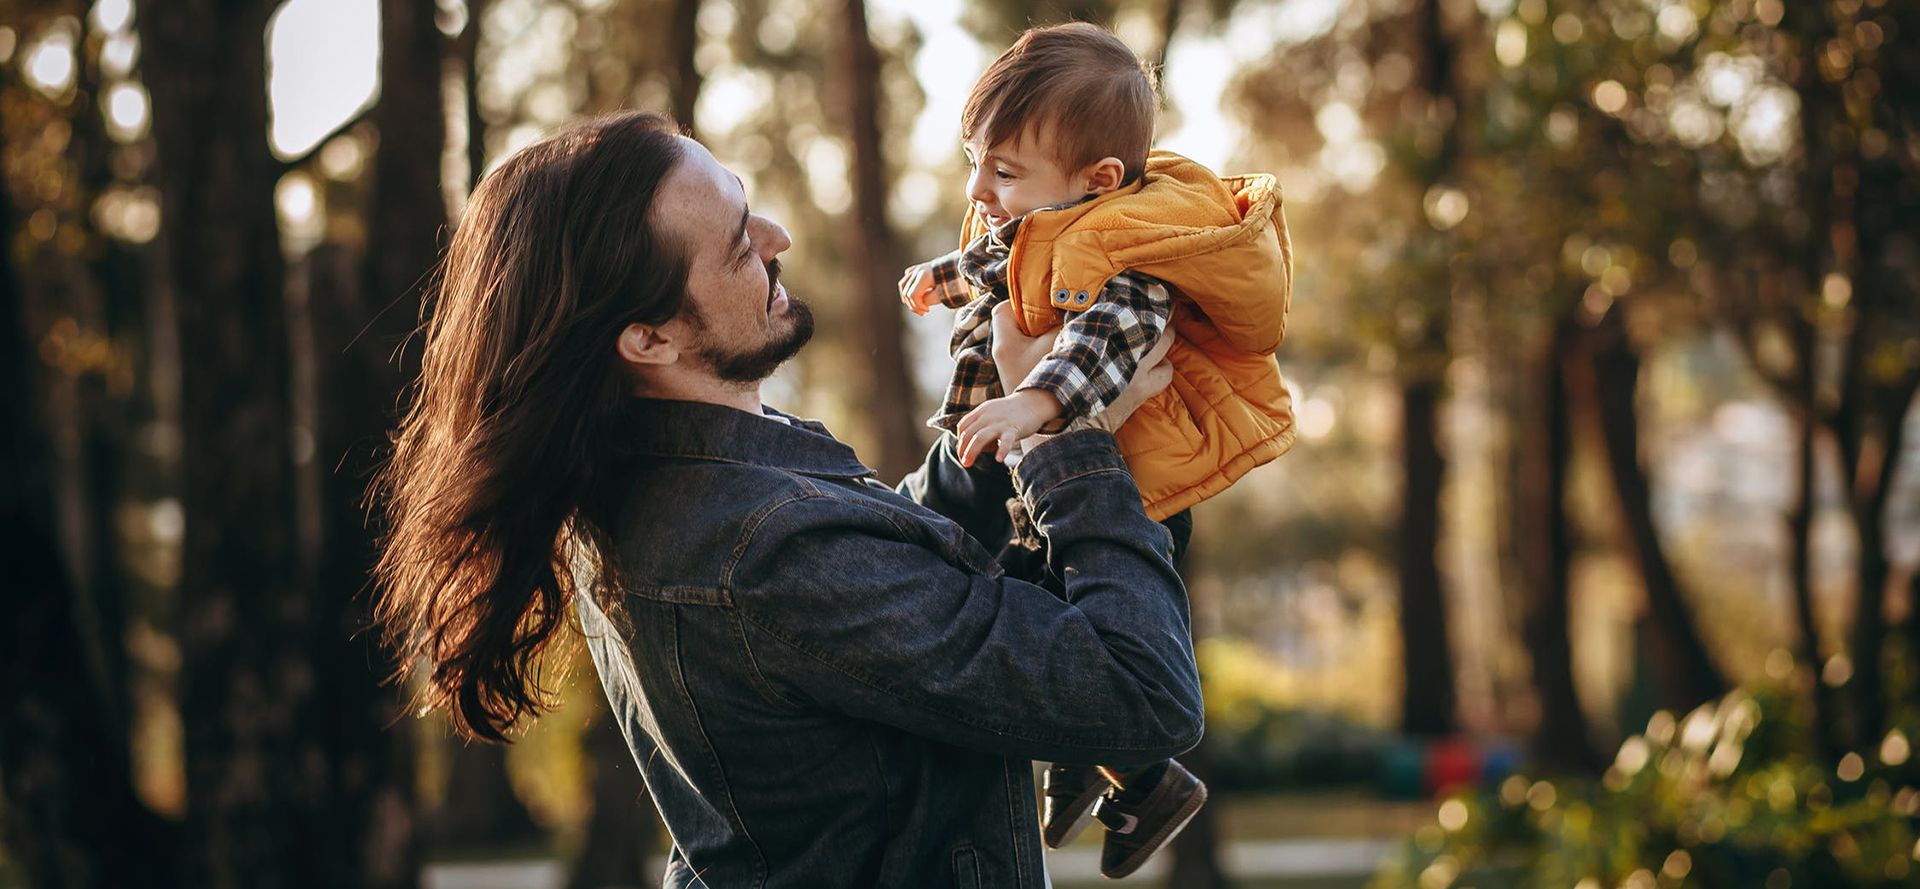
577,399 -> 1203,888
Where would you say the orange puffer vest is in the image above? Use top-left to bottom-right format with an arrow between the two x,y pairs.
960,151 -> 1296,520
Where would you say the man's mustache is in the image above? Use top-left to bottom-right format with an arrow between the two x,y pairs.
766,259 -> 783,306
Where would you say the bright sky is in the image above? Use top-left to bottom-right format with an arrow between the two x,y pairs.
267,0 -> 379,157
264,0 -> 1347,168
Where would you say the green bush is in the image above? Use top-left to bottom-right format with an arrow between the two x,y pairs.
1199,637 -> 1396,792
1210,705 -> 1396,791
1371,687 -> 1920,889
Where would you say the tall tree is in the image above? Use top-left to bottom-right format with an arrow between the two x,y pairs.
566,710 -> 662,889
667,0 -> 703,133
1513,318 -> 1604,772
1574,307 -> 1729,712
291,0 -> 454,882
1393,0 -> 1463,738
137,2 -> 316,885
0,75 -> 177,889
833,0 -> 923,480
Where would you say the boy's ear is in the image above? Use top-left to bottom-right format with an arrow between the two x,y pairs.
616,321 -> 680,368
1081,156 -> 1128,195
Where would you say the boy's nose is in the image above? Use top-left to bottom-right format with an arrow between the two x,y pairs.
965,167 -> 994,206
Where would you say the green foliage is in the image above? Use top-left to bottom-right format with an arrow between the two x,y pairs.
1371,686 -> 1920,889
1201,637 -> 1396,791
1210,704 -> 1395,793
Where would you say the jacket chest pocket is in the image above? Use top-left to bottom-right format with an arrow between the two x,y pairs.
951,845 -> 981,889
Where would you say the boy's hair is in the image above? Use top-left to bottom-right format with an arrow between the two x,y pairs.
963,22 -> 1157,185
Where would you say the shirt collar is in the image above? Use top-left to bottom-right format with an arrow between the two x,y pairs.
615,398 -> 876,479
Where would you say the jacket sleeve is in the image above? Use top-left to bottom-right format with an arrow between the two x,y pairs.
730,431 -> 1203,765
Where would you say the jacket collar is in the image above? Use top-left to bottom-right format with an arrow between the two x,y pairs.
616,398 -> 876,479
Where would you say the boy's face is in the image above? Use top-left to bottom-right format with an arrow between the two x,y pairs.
963,129 -> 1091,227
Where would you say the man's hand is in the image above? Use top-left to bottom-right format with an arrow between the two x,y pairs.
1066,332 -> 1174,434
989,299 -> 1176,438
955,389 -> 1062,467
898,263 -> 941,316
988,300 -> 1057,384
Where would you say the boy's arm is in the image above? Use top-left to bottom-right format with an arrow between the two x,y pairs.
923,248 -> 976,309
1016,272 -> 1174,432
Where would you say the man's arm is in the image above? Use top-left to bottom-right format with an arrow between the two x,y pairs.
733,430 -> 1202,765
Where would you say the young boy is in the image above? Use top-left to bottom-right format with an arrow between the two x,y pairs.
897,21 -> 1297,880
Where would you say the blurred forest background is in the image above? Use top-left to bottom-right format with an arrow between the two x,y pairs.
2,0 -> 1918,887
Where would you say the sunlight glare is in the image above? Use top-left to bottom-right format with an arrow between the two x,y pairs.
104,82 -> 149,142
25,29 -> 77,96
91,0 -> 134,34
267,0 -> 379,158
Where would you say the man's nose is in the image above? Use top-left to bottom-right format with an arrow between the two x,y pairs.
751,215 -> 792,258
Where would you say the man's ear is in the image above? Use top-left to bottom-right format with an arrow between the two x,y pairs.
1081,156 -> 1128,195
616,321 -> 680,368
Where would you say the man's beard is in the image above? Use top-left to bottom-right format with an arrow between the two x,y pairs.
687,260 -> 815,384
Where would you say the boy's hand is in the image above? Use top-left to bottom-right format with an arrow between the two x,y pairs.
955,389 -> 1063,467
897,263 -> 940,316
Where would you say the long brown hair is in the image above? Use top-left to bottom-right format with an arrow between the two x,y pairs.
374,112 -> 687,741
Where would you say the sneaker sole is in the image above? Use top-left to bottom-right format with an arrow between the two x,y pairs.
1043,783 -> 1107,849
1101,781 -> 1208,879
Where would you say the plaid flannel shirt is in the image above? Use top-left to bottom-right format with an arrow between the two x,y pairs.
922,204 -> 1173,435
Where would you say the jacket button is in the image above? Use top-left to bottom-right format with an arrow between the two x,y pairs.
1075,291 -> 1089,303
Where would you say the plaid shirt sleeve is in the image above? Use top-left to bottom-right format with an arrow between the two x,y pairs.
923,248 -> 975,309
1015,271 -> 1173,430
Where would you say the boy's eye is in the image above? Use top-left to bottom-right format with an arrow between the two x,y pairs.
994,169 -> 1015,181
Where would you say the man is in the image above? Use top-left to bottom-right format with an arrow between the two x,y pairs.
375,112 -> 1202,888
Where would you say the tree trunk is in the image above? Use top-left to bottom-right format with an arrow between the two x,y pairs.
669,0 -> 703,136
138,2 -> 319,886
1150,0 -> 1184,76
48,8 -> 141,739
1164,741 -> 1228,889
0,105 -> 179,889
1514,321 -> 1602,773
1163,552 -> 1227,889
1575,308 -> 1727,713
463,0 -> 489,190
436,741 -> 547,852
567,713 -> 662,889
1785,329 -> 1839,764
1393,0 -> 1463,739
1835,374 -> 1911,746
303,2 -> 456,883
1398,376 -> 1458,736
833,0 -> 923,482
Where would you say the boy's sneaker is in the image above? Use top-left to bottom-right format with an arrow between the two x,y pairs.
1040,764 -> 1109,848
1091,760 -> 1208,879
